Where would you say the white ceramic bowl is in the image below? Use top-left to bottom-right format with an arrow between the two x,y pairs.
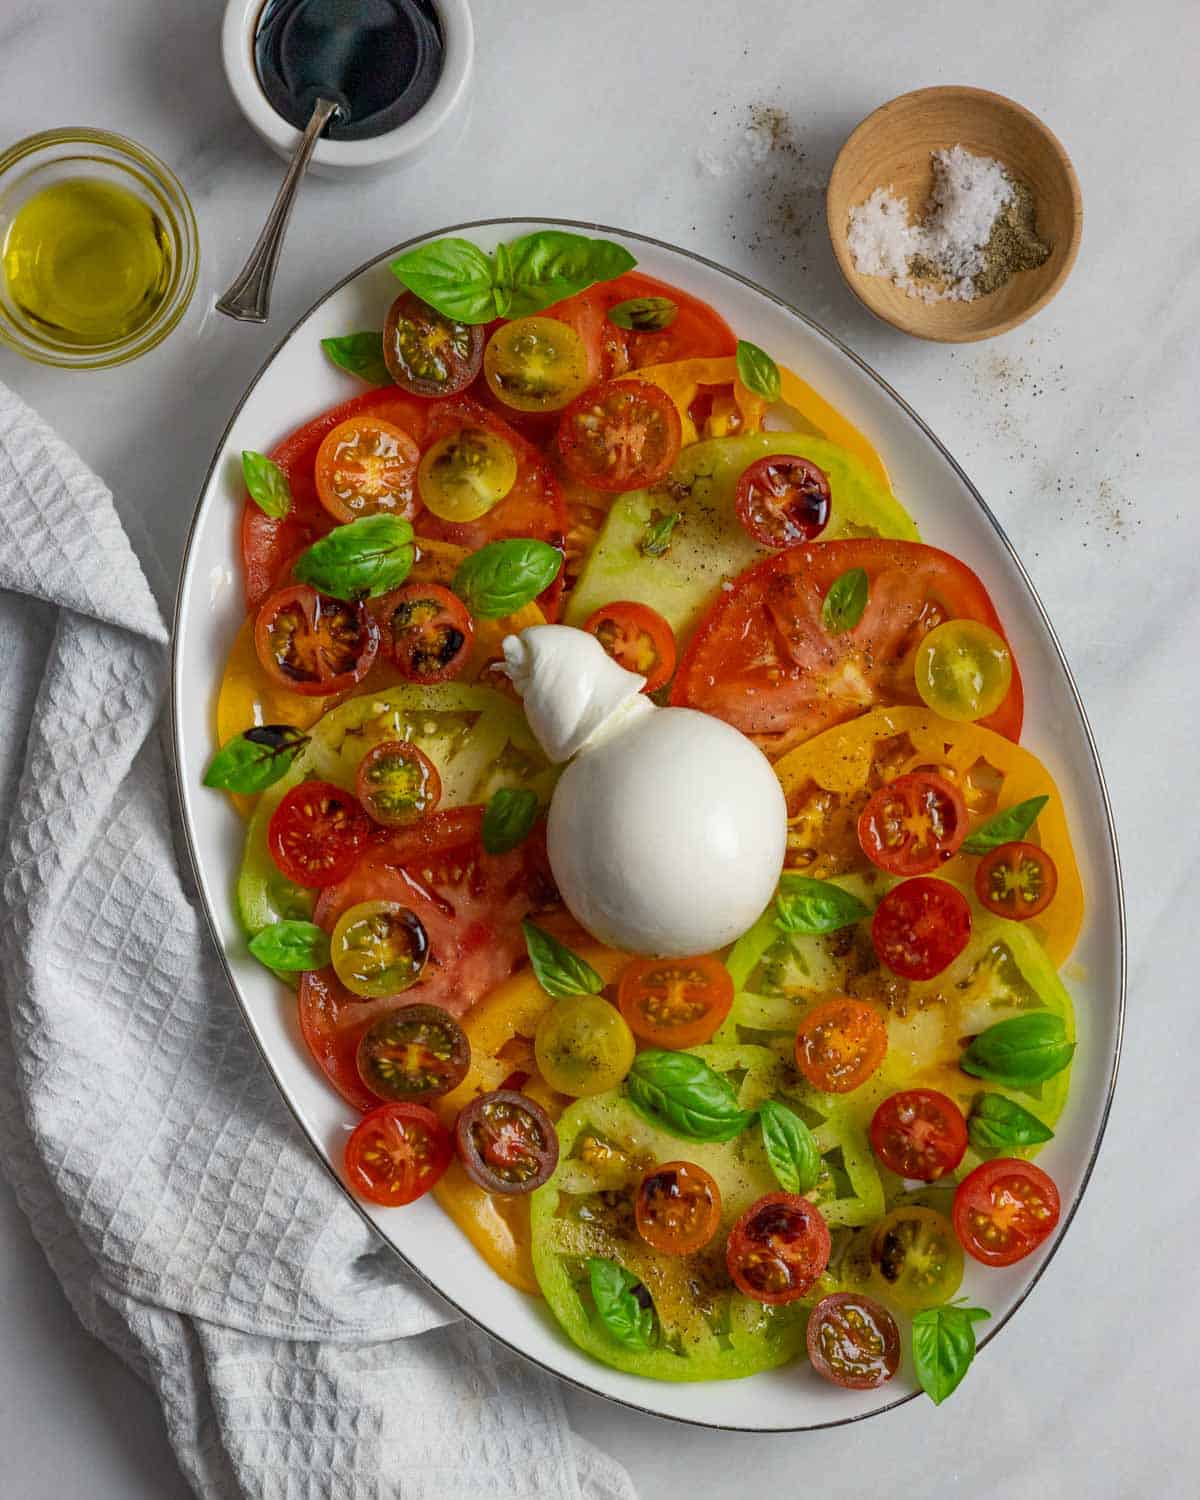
222,0 -> 474,176
172,222 -> 1124,1430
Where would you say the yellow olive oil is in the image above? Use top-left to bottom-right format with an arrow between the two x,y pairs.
2,178 -> 172,345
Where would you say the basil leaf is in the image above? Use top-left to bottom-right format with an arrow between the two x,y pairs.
522,921 -> 603,999
912,1303 -> 990,1405
320,331 -> 394,387
607,296 -> 678,332
967,1092 -> 1054,1151
961,795 -> 1051,855
640,510 -> 682,558
821,567 -> 869,634
203,725 -> 310,794
735,339 -> 782,403
247,920 -> 330,973
452,538 -> 562,618
775,876 -> 871,934
293,515 -> 415,601
504,231 -> 637,319
390,237 -> 499,324
759,1099 -> 821,1194
483,787 -> 540,855
492,240 -> 514,317
588,1258 -> 654,1349
241,450 -> 292,520
627,1050 -> 757,1143
960,1012 -> 1075,1087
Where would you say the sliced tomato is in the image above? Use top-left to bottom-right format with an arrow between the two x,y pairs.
635,1160 -> 722,1255
734,454 -> 831,548
355,740 -> 442,826
616,955 -> 733,1048
806,1292 -> 900,1390
254,584 -> 379,696
557,379 -> 682,494
267,780 -> 371,888
383,289 -> 484,397
596,271 -> 738,369
725,1192 -> 831,1304
671,540 -> 1024,759
356,1004 -> 470,1103
376,581 -> 474,683
455,1089 -> 559,1194
344,1101 -> 453,1206
975,841 -> 1058,920
871,877 -> 971,980
582,600 -> 677,692
314,415 -> 421,523
869,1089 -> 968,1181
953,1158 -> 1061,1267
857,771 -> 968,877
794,997 -> 888,1094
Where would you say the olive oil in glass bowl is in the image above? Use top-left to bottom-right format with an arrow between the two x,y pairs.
0,129 -> 199,369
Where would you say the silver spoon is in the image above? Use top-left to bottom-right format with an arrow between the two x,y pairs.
216,95 -> 341,323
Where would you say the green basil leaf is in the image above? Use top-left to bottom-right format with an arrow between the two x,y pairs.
452,537 -> 562,618
775,876 -> 871,934
960,1012 -> 1075,1087
821,567 -> 870,634
320,331 -> 394,387
389,237 -> 499,324
588,1257 -> 654,1349
483,787 -> 540,855
293,515 -> 415,601
522,921 -> 603,998
967,1092 -> 1055,1151
759,1099 -> 821,1194
607,296 -> 678,332
912,1302 -> 990,1405
735,339 -> 782,403
247,919 -> 330,973
504,231 -> 637,319
961,795 -> 1051,854
492,240 -> 514,318
639,510 -> 682,558
203,725 -> 310,794
627,1050 -> 757,1143
241,450 -> 292,519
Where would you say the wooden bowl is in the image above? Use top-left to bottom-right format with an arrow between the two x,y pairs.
827,86 -> 1082,342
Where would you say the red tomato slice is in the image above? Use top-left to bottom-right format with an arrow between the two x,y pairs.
974,841 -> 1058,920
267,780 -> 372,888
726,1192 -> 831,1304
596,271 -> 739,369
671,540 -> 1024,759
635,1160 -> 722,1255
583,600 -> 677,693
254,583 -> 379,696
952,1158 -> 1061,1266
871,877 -> 971,980
869,1089 -> 968,1181
734,454 -> 832,548
858,771 -> 969,877
617,956 -> 733,1048
343,1101 -> 453,1206
314,415 -> 421,523
374,580 -> 474,683
794,998 -> 888,1094
557,379 -> 682,493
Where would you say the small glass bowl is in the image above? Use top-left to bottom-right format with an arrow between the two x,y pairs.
0,128 -> 199,370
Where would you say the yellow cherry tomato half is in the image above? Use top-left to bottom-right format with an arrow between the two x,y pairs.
418,425 -> 519,523
330,899 -> 429,999
484,317 -> 590,412
533,994 -> 636,1097
915,619 -> 1013,723
849,1206 -> 965,1312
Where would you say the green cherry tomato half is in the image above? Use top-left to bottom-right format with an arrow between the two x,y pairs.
915,619 -> 1013,723
484,317 -> 590,412
533,993 -> 636,1097
330,899 -> 429,999
848,1205 -> 965,1312
417,426 -> 519,523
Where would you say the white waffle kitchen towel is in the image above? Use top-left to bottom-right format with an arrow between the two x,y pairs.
0,379 -> 637,1500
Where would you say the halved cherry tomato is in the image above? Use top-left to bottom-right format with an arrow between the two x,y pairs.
344,1101 -> 453,1206
356,1004 -> 470,1103
975,841 -> 1058,920
582,600 -> 677,693
417,426 -> 517,522
378,581 -> 474,682
916,619 -> 1013,723
617,955 -> 733,1049
635,1160 -> 722,1255
330,899 -> 429,998
794,998 -> 887,1094
484,317 -> 590,413
869,1089 -> 968,1181
314,415 -> 421,523
355,740 -> 442,826
725,1192 -> 831,1305
806,1292 -> 900,1390
383,289 -> 484,397
857,771 -> 968,877
734,454 -> 831,548
557,379 -> 682,493
267,780 -> 371,888
533,994 -> 635,1097
871,877 -> 971,980
953,1158 -> 1061,1267
856,1206 -> 964,1310
455,1089 -> 559,1194
254,584 -> 379,696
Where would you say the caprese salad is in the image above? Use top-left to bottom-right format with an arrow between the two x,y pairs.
205,229 -> 1081,1405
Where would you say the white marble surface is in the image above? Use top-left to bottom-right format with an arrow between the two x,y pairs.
1,0 -> 1197,1493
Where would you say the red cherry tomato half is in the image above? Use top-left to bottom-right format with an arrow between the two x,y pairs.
267,780 -> 372,888
314,415 -> 421,524
635,1160 -> 722,1256
617,956 -> 733,1049
455,1089 -> 559,1195
806,1292 -> 901,1389
582,600 -> 677,693
794,998 -> 888,1094
734,454 -> 832,548
383,289 -> 484,398
952,1158 -> 1061,1267
355,740 -> 442,827
871,877 -> 971,981
858,771 -> 968,877
974,841 -> 1059,920
557,378 -> 682,493
343,1101 -> 453,1206
254,583 -> 379,696
869,1089 -> 968,1182
356,1004 -> 470,1104
726,1192 -> 831,1305
377,581 -> 474,683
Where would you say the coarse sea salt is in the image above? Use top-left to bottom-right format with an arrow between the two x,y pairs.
847,145 -> 1015,302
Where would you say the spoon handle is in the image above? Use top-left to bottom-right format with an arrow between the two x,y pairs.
215,95 -> 340,324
